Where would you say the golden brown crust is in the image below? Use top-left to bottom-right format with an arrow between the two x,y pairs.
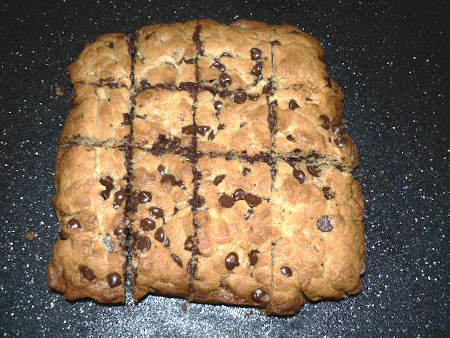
50,19 -> 365,315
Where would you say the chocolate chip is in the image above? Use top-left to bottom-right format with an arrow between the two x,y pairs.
325,76 -> 332,88
123,113 -> 132,125
103,234 -> 115,253
207,131 -> 215,140
173,207 -> 179,215
287,135 -> 296,142
190,195 -> 205,209
319,114 -> 330,130
67,218 -> 81,229
154,227 -> 169,247
281,266 -> 293,277
225,252 -> 239,270
107,272 -> 121,288
269,100 -> 278,107
322,187 -> 334,200
79,265 -> 95,280
59,231 -> 69,240
136,235 -> 151,252
293,168 -> 306,184
140,218 -> 156,231
101,189 -> 111,200
187,257 -> 197,278
239,122 -> 247,128
179,82 -> 199,92
234,88 -> 247,104
221,52 -> 232,57
262,84 -> 271,94
248,94 -> 259,101
335,136 -> 348,148
251,61 -> 263,76
170,253 -> 183,267
245,194 -> 262,207
182,125 -> 196,135
218,123 -> 225,130
214,101 -> 223,110
244,209 -> 253,220
248,249 -> 259,266
161,174 -> 177,186
289,99 -> 299,110
219,194 -> 234,208
113,189 -> 127,209
219,89 -> 232,98
233,189 -> 246,201
138,191 -> 152,203
197,125 -> 211,136
250,47 -> 262,60
100,176 -> 114,189
213,175 -> 226,185
157,164 -> 165,175
242,167 -> 251,176
307,165 -> 320,177
271,40 -> 281,46
184,58 -> 195,64
108,42 -> 114,49
149,207 -> 164,218
213,62 -> 225,72
317,215 -> 334,232
219,73 -> 232,87
251,288 -> 267,303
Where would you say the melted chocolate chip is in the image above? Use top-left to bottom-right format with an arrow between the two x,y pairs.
248,249 -> 259,266
219,73 -> 232,87
113,189 -> 127,209
149,207 -> 164,218
287,134 -> 296,142
219,194 -> 234,208
233,189 -> 246,201
161,174 -> 177,186
293,168 -> 306,184
136,235 -> 151,252
67,218 -> 81,229
213,62 -> 225,72
244,209 -> 253,220
242,167 -> 251,176
169,253 -> 183,268
182,125 -> 196,135
271,40 -> 281,46
197,125 -> 211,136
317,215 -> 334,232
250,47 -> 262,60
138,191 -> 152,203
251,288 -> 267,303
225,252 -> 239,270
140,218 -> 156,231
79,265 -> 95,280
245,194 -> 262,208
59,231 -> 69,240
322,187 -> 334,200
107,272 -> 121,288
219,89 -> 232,98
100,176 -> 114,200
262,84 -> 271,95
289,99 -> 299,110
319,114 -> 331,130
213,175 -> 226,185
214,101 -> 223,110
155,227 -> 170,248
281,266 -> 293,277
234,88 -> 247,104
251,61 -> 263,76
179,82 -> 199,93
307,165 -> 320,177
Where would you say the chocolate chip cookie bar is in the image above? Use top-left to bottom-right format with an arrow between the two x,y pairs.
48,18 -> 365,315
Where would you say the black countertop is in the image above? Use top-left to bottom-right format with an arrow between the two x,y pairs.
0,0 -> 448,336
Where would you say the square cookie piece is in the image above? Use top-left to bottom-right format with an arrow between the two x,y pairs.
271,89 -> 358,169
48,145 -> 128,303
135,21 -> 197,89
59,84 -> 131,146
192,156 -> 276,308
195,90 -> 271,156
133,89 -> 194,151
68,33 -> 132,87
197,19 -> 272,93
129,149 -> 195,300
269,160 -> 365,314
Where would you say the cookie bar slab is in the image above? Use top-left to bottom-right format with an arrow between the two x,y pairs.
129,149 -> 195,300
269,160 -> 364,315
271,89 -> 358,169
197,19 -> 272,94
47,145 -> 128,303
192,156 -> 276,308
59,84 -> 131,146
135,21 -> 197,89
195,90 -> 271,156
133,89 -> 194,151
68,33 -> 132,87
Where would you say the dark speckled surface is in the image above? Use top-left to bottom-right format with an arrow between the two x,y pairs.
0,0 -> 448,336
